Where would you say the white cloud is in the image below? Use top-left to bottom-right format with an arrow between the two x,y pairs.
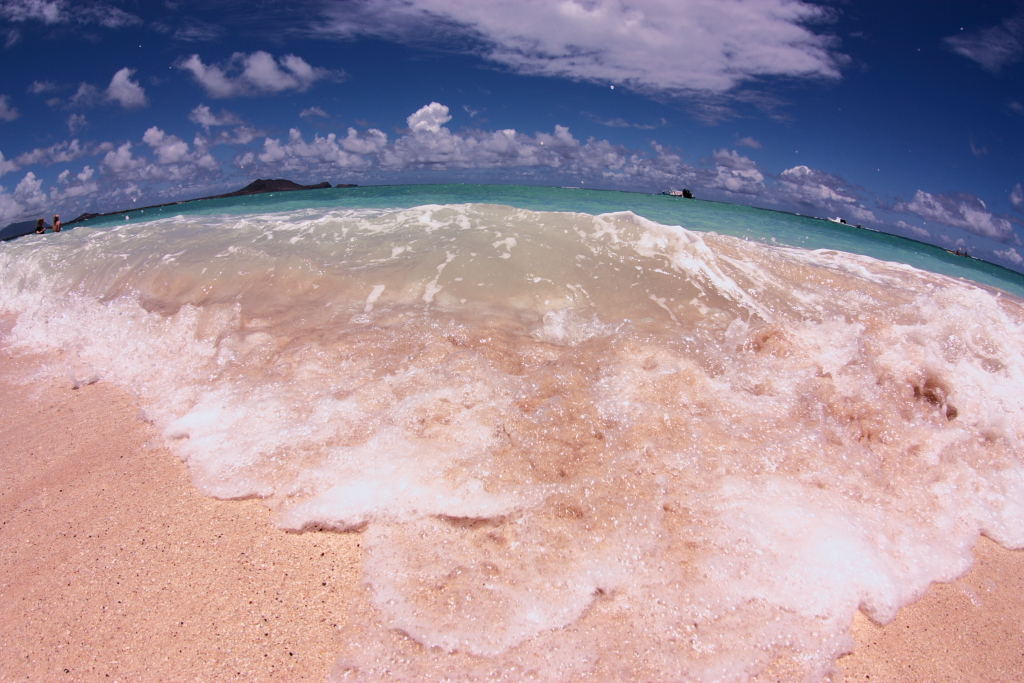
67,113 -> 86,132
178,51 -> 332,98
143,127 -> 191,164
67,83 -> 101,109
27,80 -> 56,95
0,150 -> 19,177
106,68 -> 147,108
259,127 -> 387,170
0,0 -> 140,27
300,106 -> 329,120
0,171 -> 48,226
248,102 -> 659,180
0,94 -> 19,121
0,0 -> 62,23
893,190 -> 1020,244
320,0 -> 844,94
407,101 -> 450,133
995,247 -> 1024,266
943,11 -> 1024,71
584,112 -> 663,129
1011,183 -> 1023,211
77,4 -> 140,28
101,133 -> 219,186
705,149 -> 765,195
14,138 -> 89,166
51,164 -> 98,201
736,136 -> 762,149
189,104 -> 243,128
235,151 -> 256,168
776,164 -> 875,222
214,126 -> 262,146
101,142 -> 144,174
896,220 -> 930,240
374,103 -> 629,173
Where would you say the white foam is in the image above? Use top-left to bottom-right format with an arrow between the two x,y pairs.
2,203 -> 1024,682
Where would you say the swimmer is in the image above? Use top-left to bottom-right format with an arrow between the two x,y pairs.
35,218 -> 44,234
52,214 -> 61,233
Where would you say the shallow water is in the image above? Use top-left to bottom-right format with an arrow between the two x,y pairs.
3,196 -> 1024,681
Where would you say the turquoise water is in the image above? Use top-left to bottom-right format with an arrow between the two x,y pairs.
81,183 -> 1024,298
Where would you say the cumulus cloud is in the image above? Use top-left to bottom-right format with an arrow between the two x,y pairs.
944,11 -> 1024,71
143,127 -> 191,164
995,247 -> 1024,267
145,126 -> 219,171
736,136 -> 762,149
371,102 -> 634,174
319,0 -> 844,95
0,94 -> 19,121
14,138 -> 89,166
178,51 -> 333,98
101,129 -> 220,185
1011,182 -> 1023,211
705,149 -> 765,195
189,104 -> 244,129
244,102 -> 677,182
106,68 -> 147,108
0,171 -> 47,226
893,190 -> 1020,244
776,164 -> 875,222
100,141 -> 144,174
51,164 -> 98,201
259,127 -> 387,170
0,150 -> 19,177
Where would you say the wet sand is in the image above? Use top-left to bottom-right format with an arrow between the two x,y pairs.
1,347 -> 1022,682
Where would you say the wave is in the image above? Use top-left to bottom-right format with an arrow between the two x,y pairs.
2,203 -> 1023,681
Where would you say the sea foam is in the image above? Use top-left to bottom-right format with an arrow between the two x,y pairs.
2,203 -> 1023,681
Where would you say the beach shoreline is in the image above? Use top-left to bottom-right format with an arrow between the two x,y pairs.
0,348 -> 364,682
2,345 -> 1023,682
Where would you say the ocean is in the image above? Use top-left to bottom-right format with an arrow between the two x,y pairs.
2,184 -> 1023,682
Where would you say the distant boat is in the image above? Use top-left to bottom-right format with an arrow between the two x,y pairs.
661,189 -> 694,198
828,216 -> 848,224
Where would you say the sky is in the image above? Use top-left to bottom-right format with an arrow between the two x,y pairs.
1,0 -> 1023,270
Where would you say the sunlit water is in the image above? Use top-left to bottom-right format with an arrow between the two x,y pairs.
3,186 -> 1024,681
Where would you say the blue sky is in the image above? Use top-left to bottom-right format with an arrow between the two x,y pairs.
2,0 -> 1023,270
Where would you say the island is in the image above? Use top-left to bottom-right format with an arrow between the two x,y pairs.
0,178 -> 353,241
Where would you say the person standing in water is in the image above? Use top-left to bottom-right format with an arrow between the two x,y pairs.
35,218 -> 45,234
52,214 -> 61,232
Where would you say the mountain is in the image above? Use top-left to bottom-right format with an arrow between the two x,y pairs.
0,220 -> 45,241
207,179 -> 334,198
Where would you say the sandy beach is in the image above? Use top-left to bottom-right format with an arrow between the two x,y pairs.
2,344 -> 1023,683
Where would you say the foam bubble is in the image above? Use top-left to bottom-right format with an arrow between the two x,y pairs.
2,203 -> 1024,681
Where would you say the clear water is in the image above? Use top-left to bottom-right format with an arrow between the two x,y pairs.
3,185 -> 1024,682
85,184 -> 1024,298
